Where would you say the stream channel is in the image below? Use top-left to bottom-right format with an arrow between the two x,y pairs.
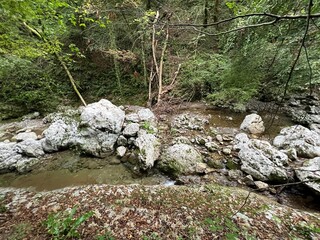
0,106 -> 319,212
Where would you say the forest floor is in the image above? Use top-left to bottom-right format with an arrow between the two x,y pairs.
1,184 -> 320,240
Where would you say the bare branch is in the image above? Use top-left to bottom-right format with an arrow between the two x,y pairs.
190,19 -> 278,36
281,0 -> 313,101
170,12 -> 320,28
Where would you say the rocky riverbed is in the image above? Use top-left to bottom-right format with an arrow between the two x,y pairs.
1,98 -> 320,239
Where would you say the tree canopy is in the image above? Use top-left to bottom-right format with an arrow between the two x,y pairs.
1,0 -> 320,118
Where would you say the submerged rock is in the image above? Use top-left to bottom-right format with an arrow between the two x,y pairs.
295,157 -> 320,195
240,113 -> 265,134
159,143 -> 203,176
273,125 -> 320,158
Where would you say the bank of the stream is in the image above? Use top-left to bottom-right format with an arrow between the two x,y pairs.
1,184 -> 320,239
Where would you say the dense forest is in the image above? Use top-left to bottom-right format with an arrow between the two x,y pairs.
1,0 -> 320,119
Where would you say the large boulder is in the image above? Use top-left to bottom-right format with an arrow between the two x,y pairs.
273,125 -> 320,158
240,114 -> 265,135
234,133 -> 289,182
42,118 -> 79,152
295,157 -> 320,195
0,142 -> 40,173
134,130 -> 160,170
0,142 -> 22,172
80,99 -> 125,133
159,143 -> 203,176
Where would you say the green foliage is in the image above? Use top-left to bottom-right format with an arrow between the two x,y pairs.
0,56 -> 61,113
204,211 -> 255,240
96,231 -> 116,240
142,232 -> 162,240
294,222 -> 320,239
141,121 -> 155,134
0,196 -> 7,213
44,206 -> 93,240
177,53 -> 228,100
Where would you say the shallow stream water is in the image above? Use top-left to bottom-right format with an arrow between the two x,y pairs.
0,151 -> 169,191
2,106 -> 319,212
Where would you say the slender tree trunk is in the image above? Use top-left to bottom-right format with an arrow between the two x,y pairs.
148,11 -> 160,106
57,54 -> 87,106
213,0 -> 220,28
157,23 -> 169,103
146,0 -> 151,10
203,0 -> 208,28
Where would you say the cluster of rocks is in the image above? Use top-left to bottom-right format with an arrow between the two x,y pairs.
1,98 -> 320,196
0,99 -> 160,173
159,111 -> 320,195
285,94 -> 320,126
235,115 -> 320,195
171,113 -> 210,132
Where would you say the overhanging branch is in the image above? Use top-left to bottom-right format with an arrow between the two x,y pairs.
190,19 -> 278,36
170,12 -> 320,28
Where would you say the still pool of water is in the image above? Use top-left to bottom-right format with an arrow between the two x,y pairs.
0,151 -> 169,191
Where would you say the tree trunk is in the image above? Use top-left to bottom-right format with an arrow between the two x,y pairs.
146,0 -> 151,10
203,0 -> 208,28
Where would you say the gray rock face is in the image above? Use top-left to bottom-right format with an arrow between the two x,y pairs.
116,146 -> 127,158
273,125 -> 320,158
122,123 -> 140,137
134,130 -> 160,170
159,143 -> 203,176
42,119 -> 79,152
117,135 -> 127,146
125,113 -> 140,123
80,99 -> 125,133
234,133 -> 288,182
233,133 -> 250,151
0,142 -> 22,172
254,181 -> 269,191
295,157 -> 320,195
205,142 -> 219,152
13,132 -> 37,142
0,142 -> 40,173
288,109 -> 320,125
15,139 -> 44,157
240,114 -> 265,134
77,128 -> 118,157
172,113 -> 210,131
137,108 -> 156,122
